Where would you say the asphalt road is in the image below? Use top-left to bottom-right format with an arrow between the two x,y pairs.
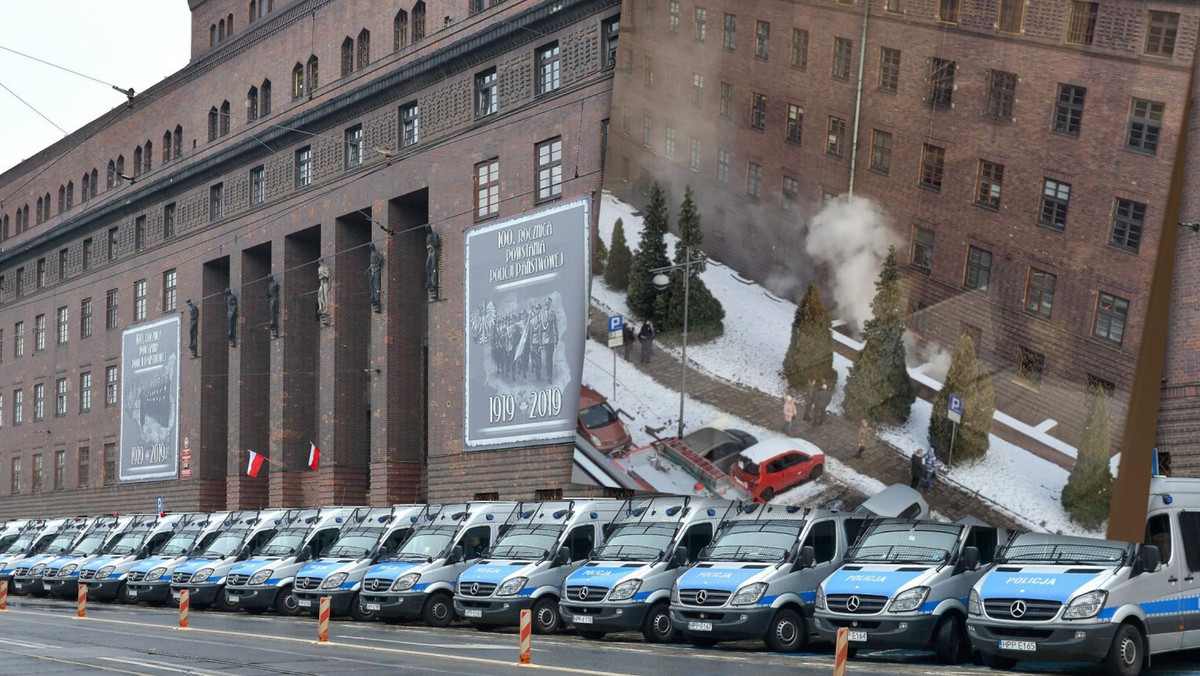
2,596 -> 1199,676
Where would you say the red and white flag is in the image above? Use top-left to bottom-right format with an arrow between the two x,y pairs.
308,442 -> 321,471
246,450 -> 266,477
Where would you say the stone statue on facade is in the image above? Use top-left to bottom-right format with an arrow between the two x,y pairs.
266,274 -> 280,337
186,299 -> 199,358
225,288 -> 239,347
425,230 -> 441,302
366,242 -> 384,313
316,258 -> 331,326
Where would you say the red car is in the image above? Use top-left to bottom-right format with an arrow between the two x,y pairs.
577,385 -> 632,453
729,437 -> 826,502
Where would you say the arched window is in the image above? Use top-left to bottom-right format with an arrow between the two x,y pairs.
307,55 -> 319,92
115,157 -> 124,181
227,13 -> 234,34
66,181 -> 73,209
412,2 -> 426,42
144,140 -> 152,172
247,86 -> 259,121
219,19 -> 225,41
58,186 -> 66,213
1,215 -> 7,240
219,101 -> 231,136
394,10 -> 408,51
292,63 -> 304,99
208,107 -> 219,141
249,0 -> 256,22
36,196 -> 44,224
90,168 -> 98,197
173,126 -> 183,158
261,79 -> 272,114
163,132 -> 172,162
341,37 -> 354,77
210,24 -> 216,46
133,146 -> 143,176
82,173 -> 90,202
358,29 -> 370,69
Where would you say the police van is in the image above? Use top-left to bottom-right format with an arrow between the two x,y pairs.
125,512 -> 230,604
0,519 -> 32,553
171,510 -> 284,610
0,519 -> 55,587
670,504 -> 866,652
454,499 -> 623,634
74,513 -> 192,602
967,476 -> 1200,676
10,516 -> 92,596
224,507 -> 358,615
814,517 -> 1010,663
358,502 -> 517,626
559,497 -> 733,643
40,515 -> 131,599
287,505 -> 424,620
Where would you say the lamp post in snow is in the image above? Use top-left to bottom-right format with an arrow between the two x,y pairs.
651,245 -> 705,439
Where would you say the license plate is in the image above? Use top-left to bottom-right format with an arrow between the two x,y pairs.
463,608 -> 483,618
13,582 -> 23,589
687,621 -> 713,632
128,589 -> 138,597
227,594 -> 239,603
298,599 -> 312,608
847,630 -> 867,642
999,640 -> 1037,652
172,591 -> 181,600
365,603 -> 381,611
572,614 -> 594,625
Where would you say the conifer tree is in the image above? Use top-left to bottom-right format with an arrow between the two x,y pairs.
783,283 -> 837,390
927,333 -> 995,464
1062,386 -> 1114,530
627,183 -> 671,320
604,218 -> 633,291
842,248 -> 915,424
655,187 -> 724,337
591,230 -> 608,276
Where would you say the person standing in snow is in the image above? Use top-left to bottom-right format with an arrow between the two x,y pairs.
802,377 -> 817,422
923,447 -> 939,493
622,322 -> 636,361
782,394 -> 797,436
857,419 -> 870,458
812,381 -> 832,427
638,320 -> 656,364
910,449 -> 924,489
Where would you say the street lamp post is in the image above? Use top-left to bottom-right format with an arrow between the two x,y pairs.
651,245 -> 704,439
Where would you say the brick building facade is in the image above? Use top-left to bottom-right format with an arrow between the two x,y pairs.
0,0 -> 621,518
605,0 -> 1199,448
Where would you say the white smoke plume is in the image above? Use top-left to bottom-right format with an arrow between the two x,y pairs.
804,195 -> 899,331
905,332 -> 954,383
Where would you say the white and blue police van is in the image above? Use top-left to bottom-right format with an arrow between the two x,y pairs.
0,519 -> 32,553
125,512 -> 230,604
0,519 -> 55,588
223,506 -> 358,615
558,496 -> 733,642
171,510 -> 285,610
670,504 -> 867,652
40,515 -> 132,599
358,501 -> 517,626
74,513 -> 192,603
10,516 -> 92,596
288,504 -> 424,620
814,517 -> 1011,663
967,475 -> 1200,676
455,498 -> 624,634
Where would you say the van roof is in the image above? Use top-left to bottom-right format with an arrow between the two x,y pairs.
1148,476 -> 1200,512
738,437 -> 825,465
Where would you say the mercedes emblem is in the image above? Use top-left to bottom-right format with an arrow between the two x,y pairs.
695,589 -> 709,605
1010,600 -> 1027,618
470,582 -> 481,595
846,595 -> 861,612
579,587 -> 589,600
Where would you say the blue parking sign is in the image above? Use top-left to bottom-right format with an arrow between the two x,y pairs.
948,394 -> 963,415
608,315 -> 623,332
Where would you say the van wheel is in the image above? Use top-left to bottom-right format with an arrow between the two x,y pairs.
760,487 -> 776,502
641,602 -> 676,643
349,593 -> 376,622
578,630 -> 607,640
1103,623 -> 1144,676
981,652 -> 1018,670
685,634 -> 719,648
215,588 -> 239,612
422,593 -> 455,627
274,585 -> 302,616
933,615 -> 968,664
532,597 -> 561,634
765,608 -> 807,653
118,582 -> 138,604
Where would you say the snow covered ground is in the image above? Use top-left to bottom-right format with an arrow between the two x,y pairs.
594,192 -> 1100,536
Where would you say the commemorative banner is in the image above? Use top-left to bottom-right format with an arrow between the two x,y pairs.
464,199 -> 590,450
119,315 -> 181,482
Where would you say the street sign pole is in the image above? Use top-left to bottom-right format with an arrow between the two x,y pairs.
607,315 -> 624,400
947,394 -> 963,468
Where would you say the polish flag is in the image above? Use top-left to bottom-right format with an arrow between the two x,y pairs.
308,442 -> 321,471
247,450 -> 266,477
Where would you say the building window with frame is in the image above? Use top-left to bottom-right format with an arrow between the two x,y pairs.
870,129 -> 893,174
987,70 -> 1017,120
219,101 -> 230,136
536,137 -> 563,202
782,176 -> 800,211
1145,10 -> 1179,56
722,13 -> 736,51
1054,84 -> 1086,136
537,42 -> 561,94
104,443 -> 116,485
691,73 -> 704,107
344,125 -> 363,169
250,167 -> 265,205
643,55 -> 654,88
642,115 -> 653,146
665,125 -> 676,158
976,161 -> 1004,208
15,267 -> 23,297
11,458 -> 21,494
108,226 -> 119,260
1127,99 -> 1164,154
210,183 -> 224,220
33,383 -> 44,422
720,82 -> 733,118
750,93 -> 767,130
36,258 -> 46,288
82,238 -> 92,270
826,116 -> 846,157
106,366 -> 118,407
78,447 -> 89,488
295,147 -> 312,187
394,9 -> 408,49
13,321 -> 22,358
476,67 -> 498,117
307,55 -> 319,92
291,63 -> 304,98
694,7 -> 707,41
755,20 -> 770,59
55,378 -> 67,418
134,279 -> 147,321
920,144 -> 946,192
475,159 -> 500,220
80,298 -> 92,338
1094,292 -> 1129,344
106,289 -> 119,329
163,269 -> 177,313
689,138 -> 701,170
791,29 -> 808,70
357,28 -> 370,69
1040,178 -> 1071,230
58,248 -> 68,279
645,0 -> 656,27
665,63 -> 677,98
135,215 -> 146,251
998,0 -> 1025,33
879,47 -> 900,93
965,246 -> 992,292
401,102 -> 419,147
668,1 -> 679,33
80,372 -> 91,413
930,58 -> 956,108
13,389 -> 22,425
911,226 -> 934,274
57,306 -> 68,344
1111,198 -> 1146,252
786,104 -> 803,145
1025,269 -> 1056,318
1067,1 -> 1098,46
34,314 -> 45,352
163,204 -> 176,238
939,0 -> 960,23
247,85 -> 259,121
717,148 -> 731,182
747,162 -> 763,197
261,79 -> 271,115
602,16 -> 619,68
1015,346 -> 1046,386
832,37 -> 852,81
32,454 -> 43,493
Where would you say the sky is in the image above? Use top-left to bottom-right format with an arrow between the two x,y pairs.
0,2 -> 192,175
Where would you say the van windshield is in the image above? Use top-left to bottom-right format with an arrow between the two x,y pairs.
106,530 -> 149,555
200,529 -> 249,558
703,521 -> 802,562
387,526 -> 456,561
489,525 -> 562,559
157,531 -> 201,557
847,523 -> 961,563
1000,534 -> 1128,565
579,402 -> 618,429
4,531 -> 37,555
256,528 -> 309,557
325,528 -> 384,558
45,530 -> 82,555
68,532 -> 110,556
594,523 -> 675,561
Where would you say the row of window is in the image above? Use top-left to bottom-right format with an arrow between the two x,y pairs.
0,367 -> 118,431
7,444 -> 118,496
209,0 -> 280,48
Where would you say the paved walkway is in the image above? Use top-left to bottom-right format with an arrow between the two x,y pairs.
587,306 -> 1023,530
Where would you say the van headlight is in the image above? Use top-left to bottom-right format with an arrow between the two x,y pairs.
968,589 -> 982,616
321,573 -> 348,589
1062,590 -> 1107,620
608,579 -> 642,602
888,586 -> 930,613
145,567 -> 166,582
248,569 -> 273,586
191,568 -> 214,583
60,564 -> 79,577
496,577 -> 527,596
815,588 -> 826,611
30,564 -> 46,575
671,585 -> 680,604
391,573 -> 420,591
97,566 -> 116,579
731,582 -> 768,606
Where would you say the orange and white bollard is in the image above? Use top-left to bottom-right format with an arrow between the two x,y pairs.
178,589 -> 190,629
518,608 -> 532,665
833,626 -> 849,676
77,584 -> 88,619
0,579 -> 8,610
317,596 -> 331,643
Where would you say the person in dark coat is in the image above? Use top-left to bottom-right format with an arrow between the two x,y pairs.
923,447 -> 939,493
622,323 -> 636,361
812,381 -> 832,426
802,377 -> 817,422
638,320 -> 656,364
910,449 -> 925,489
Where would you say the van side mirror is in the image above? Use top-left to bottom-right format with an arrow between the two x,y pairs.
553,546 -> 571,567
136,545 -> 149,560
799,546 -> 816,570
448,546 -> 464,565
670,546 -> 689,569
1139,545 -> 1160,574
297,545 -> 313,563
237,545 -> 251,561
962,546 -> 980,571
